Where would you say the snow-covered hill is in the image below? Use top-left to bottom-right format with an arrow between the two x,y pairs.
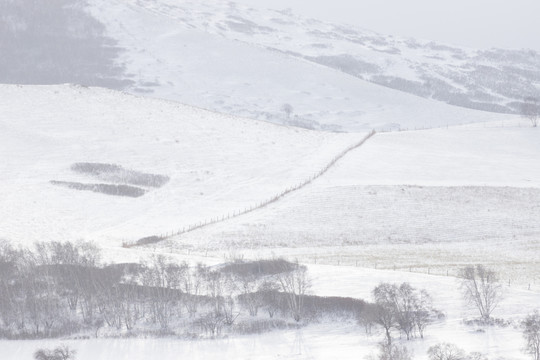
109,0 -> 539,114
1,0 -> 533,131
85,0 -> 533,130
0,84 -> 362,246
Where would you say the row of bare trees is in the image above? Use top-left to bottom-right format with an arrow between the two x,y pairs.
0,241 -> 320,338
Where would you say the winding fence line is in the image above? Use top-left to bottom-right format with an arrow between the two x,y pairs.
124,130 -> 376,248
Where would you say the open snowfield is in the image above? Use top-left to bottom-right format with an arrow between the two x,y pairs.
1,265 -> 538,359
0,84 -> 363,246
0,84 -> 538,359
159,121 -> 540,284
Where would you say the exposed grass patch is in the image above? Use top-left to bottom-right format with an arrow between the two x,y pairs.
50,181 -> 146,198
71,162 -> 169,188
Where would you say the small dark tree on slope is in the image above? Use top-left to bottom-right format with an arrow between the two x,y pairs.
523,311 -> 540,360
459,265 -> 502,321
281,103 -> 294,119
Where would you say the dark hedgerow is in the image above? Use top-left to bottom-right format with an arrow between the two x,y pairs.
50,180 -> 146,198
220,258 -> 297,277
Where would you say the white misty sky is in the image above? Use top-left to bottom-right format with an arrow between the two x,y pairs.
237,0 -> 540,51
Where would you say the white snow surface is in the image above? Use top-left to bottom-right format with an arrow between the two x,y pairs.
0,84 -> 362,246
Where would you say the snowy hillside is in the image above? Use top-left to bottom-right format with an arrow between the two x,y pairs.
86,0 -> 531,130
1,0 -> 531,131
0,84 -> 362,246
110,0 -> 539,114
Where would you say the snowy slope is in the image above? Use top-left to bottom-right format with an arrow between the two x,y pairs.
87,0 -> 540,119
0,84 -> 363,246
159,121 -> 540,283
1,0 -> 524,132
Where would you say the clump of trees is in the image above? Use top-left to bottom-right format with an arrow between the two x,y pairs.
0,241 -> 392,339
0,239 -> 447,345
371,282 -> 438,345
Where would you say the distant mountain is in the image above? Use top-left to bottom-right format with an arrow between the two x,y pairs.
121,0 -> 539,114
1,0 -> 531,130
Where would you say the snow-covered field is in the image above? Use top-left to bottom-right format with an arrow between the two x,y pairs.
159,121 -> 540,284
0,84 -> 363,246
0,84 -> 538,358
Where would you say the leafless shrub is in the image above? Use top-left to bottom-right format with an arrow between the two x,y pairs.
275,262 -> 311,322
34,345 -> 76,360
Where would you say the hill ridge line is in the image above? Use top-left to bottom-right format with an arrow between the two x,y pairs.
124,130 -> 376,248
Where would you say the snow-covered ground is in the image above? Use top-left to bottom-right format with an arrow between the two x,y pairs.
159,120 -> 540,284
1,265 -> 538,359
0,88 -> 538,358
0,84 -> 362,246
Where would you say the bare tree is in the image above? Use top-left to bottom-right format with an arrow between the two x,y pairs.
258,280 -> 281,318
281,103 -> 294,119
523,311 -> 540,360
373,283 -> 399,345
275,262 -> 310,322
459,265 -> 503,320
521,97 -> 539,127
413,289 -> 434,339
427,343 -> 466,360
